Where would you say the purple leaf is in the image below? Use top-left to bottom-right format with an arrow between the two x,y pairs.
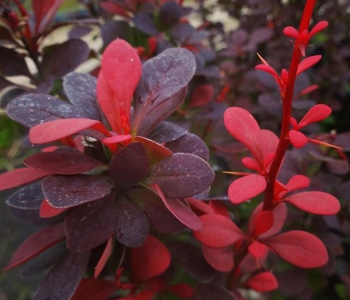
63,72 -> 102,121
6,181 -> 43,210
114,200 -> 150,248
24,149 -> 103,175
6,94 -> 84,128
101,20 -> 132,47
42,39 -> 90,78
228,174 -> 267,204
109,142 -> 149,189
65,196 -> 117,252
32,252 -> 90,300
146,153 -> 215,198
133,48 -> 196,136
283,191 -> 340,215
159,2 -> 182,27
166,132 -> 210,161
152,184 -> 203,230
148,121 -> 187,144
133,12 -> 159,36
0,47 -> 32,77
42,175 -> 111,208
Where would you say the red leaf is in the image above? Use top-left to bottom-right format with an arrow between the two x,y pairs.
94,237 -> 113,278
0,167 -> 50,191
209,200 -> 230,218
189,84 -> 214,108
228,174 -> 266,204
296,55 -> 321,76
32,0 -> 64,34
187,197 -> 214,215
71,278 -> 116,300
193,214 -> 245,248
245,271 -> 278,292
248,241 -> 268,258
285,174 -> 310,192
29,118 -> 111,144
251,210 -> 274,238
151,185 -> 203,230
40,199 -> 67,218
202,245 -> 234,272
168,283 -> 193,298
297,104 -> 332,129
2,223 -> 65,271
224,107 -> 261,159
97,39 -> 142,134
289,130 -> 307,148
131,235 -> 171,282
263,230 -> 329,268
283,191 -> 340,215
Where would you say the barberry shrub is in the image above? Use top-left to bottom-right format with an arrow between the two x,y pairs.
0,0 -> 348,299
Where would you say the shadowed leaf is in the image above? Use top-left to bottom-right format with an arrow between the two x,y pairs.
6,181 -> 43,209
202,245 -> 234,272
0,47 -> 32,77
94,238 -> 113,278
71,278 -> 116,300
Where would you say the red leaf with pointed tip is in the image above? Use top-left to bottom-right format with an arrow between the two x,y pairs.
263,230 -> 328,268
224,107 -> 261,158
248,241 -> 268,258
189,84 -> 214,108
296,55 -> 321,76
187,197 -> 214,215
151,185 -> 203,231
71,278 -> 116,300
32,0 -> 64,34
298,104 -> 332,129
97,39 -> 142,134
24,150 -> 103,174
40,199 -> 68,218
29,118 -> 111,144
283,191 -> 340,215
94,237 -> 113,278
193,214 -> 245,248
245,271 -> 278,292
289,130 -> 307,148
309,21 -> 328,37
0,167 -> 51,191
228,174 -> 266,204
131,235 -> 171,282
251,210 -> 274,238
202,245 -> 233,272
2,223 -> 65,271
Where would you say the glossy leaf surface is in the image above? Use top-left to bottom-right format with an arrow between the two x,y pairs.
6,181 -> 43,209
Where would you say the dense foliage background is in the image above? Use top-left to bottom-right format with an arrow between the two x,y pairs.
0,0 -> 350,299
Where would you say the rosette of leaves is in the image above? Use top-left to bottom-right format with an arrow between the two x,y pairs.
0,39 -> 215,300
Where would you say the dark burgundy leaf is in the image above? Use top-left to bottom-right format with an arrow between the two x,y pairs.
276,269 -> 309,297
42,175 -> 111,208
0,47 -> 32,77
0,77 -> 15,92
63,72 -> 102,120
189,84 -> 214,108
8,206 -> 45,226
159,2 -> 182,27
248,28 -> 273,46
133,48 -> 196,136
6,181 -> 43,209
166,132 -> 210,161
146,153 -> 214,198
133,12 -> 159,35
191,283 -> 234,300
70,278 -> 116,300
22,240 -> 68,276
114,200 -> 150,248
148,121 -> 187,144
202,244 -> 234,272
131,235 -> 171,282
65,196 -> 117,252
0,167 -> 51,191
32,252 -> 90,300
24,150 -> 103,175
101,20 -> 133,47
109,142 -> 149,189
138,189 -> 186,233
68,26 -> 92,39
42,39 -> 90,78
0,26 -> 17,43
6,94 -> 84,128
2,223 -> 66,271
168,241 -> 217,283
170,23 -> 195,44
133,136 -> 173,164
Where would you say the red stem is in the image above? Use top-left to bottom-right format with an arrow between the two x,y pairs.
262,0 -> 317,210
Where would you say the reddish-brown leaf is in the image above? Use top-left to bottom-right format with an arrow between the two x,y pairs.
2,223 -> 65,271
263,230 -> 329,268
71,278 -> 116,300
131,235 -> 171,282
189,84 -> 214,108
202,245 -> 234,272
